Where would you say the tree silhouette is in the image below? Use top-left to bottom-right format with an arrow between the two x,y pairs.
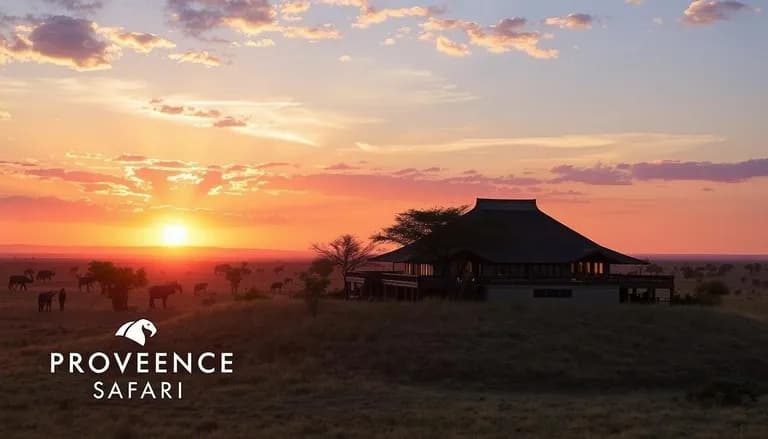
299,258 -> 334,317
371,205 -> 468,246
88,261 -> 116,294
717,264 -> 734,276
695,280 -> 730,305
743,263 -> 763,294
372,205 -> 469,277
86,261 -> 147,311
312,234 -> 376,298
214,263 -> 232,276
224,262 -> 251,295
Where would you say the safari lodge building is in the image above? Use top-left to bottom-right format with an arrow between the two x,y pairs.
348,199 -> 675,304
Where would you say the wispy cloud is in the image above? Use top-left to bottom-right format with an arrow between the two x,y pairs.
168,50 -> 223,66
356,133 -> 723,153
551,158 -> 768,185
421,16 -> 558,59
244,38 -> 275,47
382,68 -> 478,104
319,0 -> 442,28
98,27 -> 176,53
435,35 -> 470,57
35,77 -> 375,146
544,13 -> 596,30
42,0 -> 104,15
166,0 -> 341,41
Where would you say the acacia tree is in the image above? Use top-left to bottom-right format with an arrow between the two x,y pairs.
371,206 -> 469,246
371,205 -> 468,277
87,261 -> 147,311
88,261 -> 115,295
717,264 -> 734,277
225,262 -> 251,295
311,234 -> 376,298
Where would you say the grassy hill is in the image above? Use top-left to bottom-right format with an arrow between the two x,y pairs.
2,299 -> 768,438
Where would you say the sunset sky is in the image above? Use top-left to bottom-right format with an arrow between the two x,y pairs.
0,0 -> 766,254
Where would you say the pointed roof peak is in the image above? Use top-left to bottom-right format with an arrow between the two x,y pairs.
475,198 -> 538,211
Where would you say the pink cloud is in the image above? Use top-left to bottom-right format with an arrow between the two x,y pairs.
544,13 -> 595,30
683,1 -> 757,25
422,17 -> 558,59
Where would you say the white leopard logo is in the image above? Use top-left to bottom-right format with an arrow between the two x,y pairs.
115,319 -> 158,346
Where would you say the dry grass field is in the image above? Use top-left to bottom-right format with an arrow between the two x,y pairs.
1,257 -> 768,438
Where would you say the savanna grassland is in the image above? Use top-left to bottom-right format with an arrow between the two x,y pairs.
1,256 -> 768,438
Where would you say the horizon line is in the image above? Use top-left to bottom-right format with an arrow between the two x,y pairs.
0,244 -> 765,260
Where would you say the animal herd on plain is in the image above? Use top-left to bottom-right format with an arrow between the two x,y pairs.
5,264 -> 292,312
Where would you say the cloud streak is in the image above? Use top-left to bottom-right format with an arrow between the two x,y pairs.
544,13 -> 595,30
166,0 -> 341,41
42,0 -> 104,14
168,50 -> 223,66
551,159 -> 768,185
421,17 -> 558,59
355,133 -> 723,153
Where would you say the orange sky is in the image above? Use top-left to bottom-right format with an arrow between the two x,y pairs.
0,0 -> 766,255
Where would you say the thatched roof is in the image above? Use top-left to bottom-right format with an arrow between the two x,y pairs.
373,199 -> 646,265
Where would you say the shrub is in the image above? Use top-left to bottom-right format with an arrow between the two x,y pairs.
694,280 -> 729,306
235,288 -> 270,301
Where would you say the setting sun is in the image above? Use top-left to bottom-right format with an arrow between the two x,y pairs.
161,224 -> 188,247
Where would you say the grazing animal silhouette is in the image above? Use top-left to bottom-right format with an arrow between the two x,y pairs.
58,288 -> 66,311
115,319 -> 157,346
36,270 -> 55,282
24,268 -> 35,278
193,282 -> 208,296
270,281 -> 283,294
38,291 -> 56,312
214,264 -> 231,276
8,275 -> 33,291
148,281 -> 182,309
77,275 -> 96,292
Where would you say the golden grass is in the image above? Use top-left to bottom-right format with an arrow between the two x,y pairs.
2,298 -> 768,438
2,257 -> 768,438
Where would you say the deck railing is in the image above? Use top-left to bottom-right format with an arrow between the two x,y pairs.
349,271 -> 675,288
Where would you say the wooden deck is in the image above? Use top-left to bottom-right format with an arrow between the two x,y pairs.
347,271 -> 675,302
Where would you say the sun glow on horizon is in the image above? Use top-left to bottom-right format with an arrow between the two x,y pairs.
161,224 -> 189,247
